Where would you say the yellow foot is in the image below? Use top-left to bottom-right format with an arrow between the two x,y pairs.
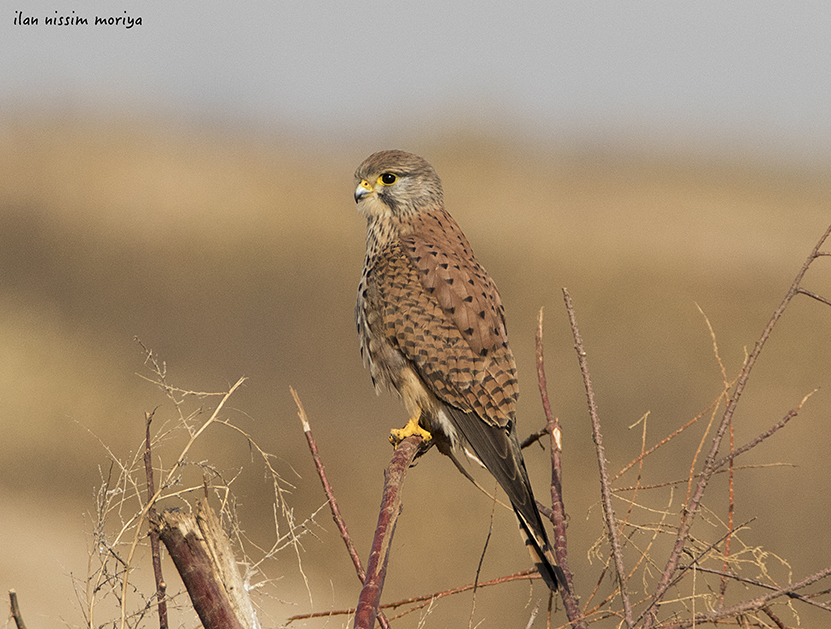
389,415 -> 432,448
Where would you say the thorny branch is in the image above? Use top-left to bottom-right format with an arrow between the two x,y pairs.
711,396 -> 813,472
563,288 -> 634,628
287,570 -> 541,623
536,307 -> 586,628
691,566 -> 831,612
659,566 -> 831,629
354,435 -> 424,629
641,222 -> 831,628
292,388 -> 366,580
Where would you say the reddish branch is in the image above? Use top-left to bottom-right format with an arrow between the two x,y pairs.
158,507 -> 246,629
291,388 -> 391,629
354,434 -> 424,629
292,388 -> 366,580
641,223 -> 831,629
535,308 -> 586,628
143,411 -> 169,629
563,288 -> 634,628
288,570 -> 539,623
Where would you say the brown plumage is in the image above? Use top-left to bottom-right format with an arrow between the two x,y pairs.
354,150 -> 566,593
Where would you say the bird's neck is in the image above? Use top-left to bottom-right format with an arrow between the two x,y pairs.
364,214 -> 402,259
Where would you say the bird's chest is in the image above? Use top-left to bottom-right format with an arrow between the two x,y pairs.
356,244 -> 421,393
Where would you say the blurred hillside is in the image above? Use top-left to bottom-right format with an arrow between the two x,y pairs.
1,112 -> 829,627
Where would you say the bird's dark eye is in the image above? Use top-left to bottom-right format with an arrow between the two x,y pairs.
379,173 -> 398,185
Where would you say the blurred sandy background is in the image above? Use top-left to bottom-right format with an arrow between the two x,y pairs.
2,3 -> 831,628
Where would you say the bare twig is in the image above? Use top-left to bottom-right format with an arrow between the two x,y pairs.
110,377 -> 246,629
468,494 -> 497,629
659,566 -> 831,628
87,356 -> 311,628
536,307 -> 586,628
642,223 -> 831,628
521,425 -> 551,450
288,570 -> 540,623
712,395 -> 813,472
720,413 -> 735,603
797,287 -> 831,307
525,600 -> 541,629
292,388 -> 365,581
291,387 -> 391,629
691,566 -> 831,612
8,590 -> 27,629
666,518 -> 756,594
144,411 -> 169,629
612,406 -> 711,484
563,288 -> 634,628
354,434 -> 424,629
385,571 -> 538,621
613,463 -> 794,492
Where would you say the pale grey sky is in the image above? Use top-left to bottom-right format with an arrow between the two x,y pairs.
3,1 -> 830,161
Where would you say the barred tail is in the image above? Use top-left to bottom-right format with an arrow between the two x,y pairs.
515,507 -> 568,593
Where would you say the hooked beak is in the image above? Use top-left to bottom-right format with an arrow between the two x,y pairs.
354,179 -> 374,203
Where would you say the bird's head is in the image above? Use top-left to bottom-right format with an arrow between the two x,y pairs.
354,150 -> 444,219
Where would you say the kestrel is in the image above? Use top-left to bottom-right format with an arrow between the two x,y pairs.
354,150 -> 565,592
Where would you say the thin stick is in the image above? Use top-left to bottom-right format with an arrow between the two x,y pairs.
291,388 -> 391,629
144,411 -> 169,629
384,569 -> 536,617
287,569 -> 539,623
797,287 -> 831,307
521,425 -> 551,450
641,223 -> 831,628
712,398 -> 811,471
354,434 -> 423,629
665,518 -> 756,594
697,305 -> 737,605
612,405 -> 712,484
292,388 -> 366,581
562,289 -> 634,628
